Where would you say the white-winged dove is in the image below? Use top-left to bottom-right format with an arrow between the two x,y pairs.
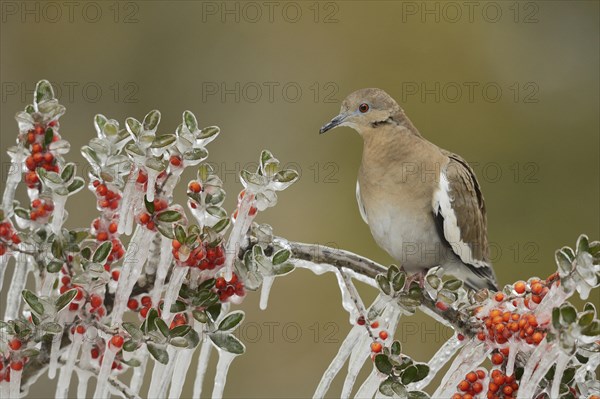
320,88 -> 498,291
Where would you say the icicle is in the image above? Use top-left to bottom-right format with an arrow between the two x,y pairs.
145,169 -> 159,202
0,380 -> 10,399
335,269 -> 360,323
56,332 -> 83,398
50,194 -> 67,234
211,350 -> 237,399
148,360 -> 164,398
505,340 -> 518,376
550,352 -> 571,399
314,326 -> 365,398
9,368 -> 22,399
259,275 -> 275,310
518,345 -> 558,399
433,341 -> 490,398
111,227 -> 153,324
153,346 -> 177,399
410,333 -> 463,391
0,253 -> 9,293
48,324 -> 64,379
223,194 -> 254,280
92,340 -> 117,399
167,348 -> 193,399
150,236 -> 173,306
341,331 -> 372,399
4,255 -> 29,320
516,340 -> 548,398
161,267 -> 187,322
130,348 -> 148,394
77,340 -> 93,399
192,338 -> 213,398
2,149 -> 24,211
117,175 -> 135,234
355,368 -> 381,399
40,271 -> 57,298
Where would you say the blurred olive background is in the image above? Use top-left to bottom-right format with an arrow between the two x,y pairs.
1,1 -> 598,398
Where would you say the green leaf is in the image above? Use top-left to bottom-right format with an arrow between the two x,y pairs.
151,134 -> 176,149
192,310 -> 209,323
40,322 -> 63,335
183,110 -> 198,132
156,222 -> 175,239
555,250 -> 573,274
61,163 -> 75,182
51,238 -> 64,259
155,318 -> 170,338
443,279 -> 463,291
143,110 -> 161,132
174,224 -> 186,243
170,325 -> 191,338
46,261 -> 63,274
93,241 -> 113,263
379,377 -> 407,398
170,300 -> 186,313
273,169 -> 299,184
206,303 -> 222,322
157,210 -> 182,223
126,117 -> 142,137
391,341 -> 402,356
123,340 -> 139,352
219,311 -> 244,331
123,322 -> 144,341
408,391 -> 430,399
578,311 -> 594,327
560,305 -> 577,324
209,333 -> 245,354
413,364 -> 429,382
55,289 -> 78,312
272,249 -> 291,265
392,271 -> 406,292
581,321 -> 600,336
170,337 -> 189,347
145,157 -> 168,172
401,365 -> 419,385
35,80 -> 55,104
272,262 -> 295,276
552,308 -> 561,330
22,290 -> 44,315
44,128 -> 54,147
144,195 -> 155,213
375,354 -> 394,375
576,234 -> 589,254
147,343 -> 169,364
198,126 -> 220,140
67,177 -> 85,194
376,275 -> 391,296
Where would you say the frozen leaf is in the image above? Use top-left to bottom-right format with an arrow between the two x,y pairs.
170,325 -> 192,337
151,134 -> 176,149
219,311 -> 244,331
56,289 -> 78,311
93,241 -> 113,263
183,110 -> 198,133
198,126 -> 220,140
157,210 -> 182,222
22,290 -> 44,315
147,343 -> 169,364
123,322 -> 144,341
209,333 -> 245,355
375,354 -> 394,375
143,110 -> 161,133
67,177 -> 85,194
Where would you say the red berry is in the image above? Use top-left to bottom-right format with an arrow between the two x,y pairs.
10,361 -> 23,371
111,270 -> 120,281
378,331 -> 388,340
76,325 -> 86,334
110,335 -> 124,348
189,181 -> 201,193
136,171 -> 147,184
90,294 -> 103,309
8,339 -> 22,351
127,299 -> 139,310
357,316 -> 366,326
170,156 -> 181,166
370,342 -> 382,353
141,296 -> 152,307
108,223 -> 118,234
172,240 -> 181,250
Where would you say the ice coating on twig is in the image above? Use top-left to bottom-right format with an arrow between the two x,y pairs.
56,332 -> 83,398
192,339 -> 213,398
211,349 -> 237,399
259,275 -> 275,310
4,255 -> 29,320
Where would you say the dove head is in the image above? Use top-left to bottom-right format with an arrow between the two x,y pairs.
319,88 -> 406,135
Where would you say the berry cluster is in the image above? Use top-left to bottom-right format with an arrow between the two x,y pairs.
0,221 -> 20,256
477,308 -> 545,346
486,369 -> 519,399
23,122 -> 60,189
28,198 -> 54,222
137,198 -> 169,231
172,239 -> 225,271
91,217 -> 125,266
92,181 -> 122,212
453,369 -> 486,399
355,317 -> 390,353
0,339 -> 29,382
452,369 -> 519,399
215,273 -> 245,302
129,295 -> 159,319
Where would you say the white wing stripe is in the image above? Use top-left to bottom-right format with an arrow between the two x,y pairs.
433,172 -> 488,268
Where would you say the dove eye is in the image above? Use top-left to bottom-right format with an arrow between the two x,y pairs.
359,103 -> 369,113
